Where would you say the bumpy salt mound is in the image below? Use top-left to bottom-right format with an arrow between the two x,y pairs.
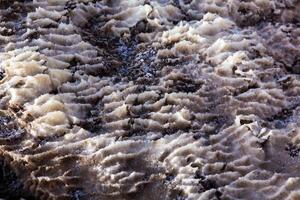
0,0 -> 300,200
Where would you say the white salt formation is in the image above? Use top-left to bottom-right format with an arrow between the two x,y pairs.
0,0 -> 300,200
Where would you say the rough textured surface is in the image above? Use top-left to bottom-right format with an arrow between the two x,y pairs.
0,0 -> 300,200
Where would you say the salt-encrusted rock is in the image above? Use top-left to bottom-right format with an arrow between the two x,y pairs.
0,0 -> 300,200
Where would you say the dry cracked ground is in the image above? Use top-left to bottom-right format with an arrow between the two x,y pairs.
0,0 -> 300,200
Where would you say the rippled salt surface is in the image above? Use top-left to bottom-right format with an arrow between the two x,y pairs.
0,0 -> 300,199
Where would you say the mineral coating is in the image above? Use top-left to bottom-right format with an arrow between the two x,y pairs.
0,0 -> 300,200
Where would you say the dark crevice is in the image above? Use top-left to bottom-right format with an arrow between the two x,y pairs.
0,114 -> 24,143
79,116 -> 106,135
0,159 -> 35,200
233,82 -> 259,96
266,104 -> 299,129
167,77 -> 203,93
285,143 -> 300,158
277,75 -> 294,90
0,0 -> 32,9
0,69 -> 4,81
193,169 -> 224,199
69,188 -> 86,200
285,58 -> 300,74
0,1 -> 33,38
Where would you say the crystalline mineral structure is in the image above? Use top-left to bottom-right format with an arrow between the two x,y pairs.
0,0 -> 300,200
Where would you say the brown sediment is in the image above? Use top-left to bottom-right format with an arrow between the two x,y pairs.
0,0 -> 300,200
